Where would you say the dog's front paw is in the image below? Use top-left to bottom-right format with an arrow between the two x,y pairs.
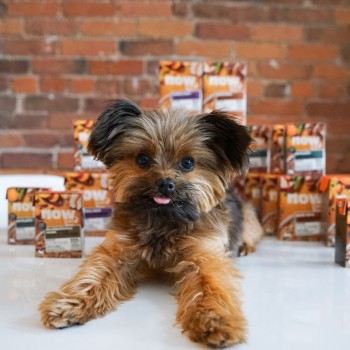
185,309 -> 246,349
39,291 -> 87,329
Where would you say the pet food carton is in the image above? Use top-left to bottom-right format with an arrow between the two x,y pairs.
335,196 -> 350,268
64,172 -> 114,236
248,125 -> 272,173
73,120 -> 105,172
261,174 -> 279,236
244,173 -> 262,219
319,175 -> 350,247
159,61 -> 203,112
34,191 -> 84,258
285,123 -> 326,176
278,175 -> 322,241
203,62 -> 247,125
270,124 -> 286,174
7,187 -> 50,245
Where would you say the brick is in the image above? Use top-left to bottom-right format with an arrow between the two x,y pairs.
57,151 -> 75,170
70,78 -> 95,93
172,2 -> 188,17
120,39 -> 174,55
84,98 -> 109,112
305,27 -> 350,43
306,103 -> 350,118
317,83 -> 344,99
0,60 -> 29,74
25,19 -> 77,36
8,1 -> 60,16
264,83 -> 288,98
250,24 -> 303,42
251,99 -> 303,115
62,1 -> 116,17
291,81 -> 314,98
120,1 -> 172,17
32,59 -> 86,74
176,40 -> 232,59
79,20 -> 136,37
195,23 -> 248,40
95,79 -> 121,95
124,78 -> 151,95
62,40 -> 116,56
146,60 -> 159,75
23,133 -> 73,148
0,19 -> 23,35
12,76 -> 37,93
288,44 -> 338,61
24,96 -> 79,113
40,77 -> 66,93
3,39 -> 57,55
139,20 -> 193,38
257,62 -> 312,79
236,43 -> 286,59
89,60 -> 143,75
1,114 -> 47,129
139,97 -> 159,109
0,96 -> 16,113
314,64 -> 349,82
49,113 -> 95,130
272,7 -> 333,24
0,76 -> 8,91
340,44 -> 350,63
247,80 -> 263,98
336,7 -> 350,25
0,153 -> 52,169
0,134 -> 22,147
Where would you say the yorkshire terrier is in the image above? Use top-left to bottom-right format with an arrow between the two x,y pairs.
39,99 -> 263,348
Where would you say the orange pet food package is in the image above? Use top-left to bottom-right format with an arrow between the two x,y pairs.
260,174 -> 280,236
285,123 -> 326,176
34,191 -> 84,258
319,175 -> 350,247
159,61 -> 203,112
335,196 -> 350,268
248,125 -> 272,173
203,62 -> 247,125
270,124 -> 286,174
73,120 -> 105,172
64,172 -> 114,236
244,173 -> 262,219
7,187 -> 50,245
278,175 -> 322,241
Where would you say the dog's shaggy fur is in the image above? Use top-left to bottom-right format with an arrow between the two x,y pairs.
39,99 -> 263,348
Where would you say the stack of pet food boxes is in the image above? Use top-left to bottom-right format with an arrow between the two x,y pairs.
6,120 -> 114,258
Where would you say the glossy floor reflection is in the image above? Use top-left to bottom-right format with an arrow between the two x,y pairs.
0,231 -> 349,350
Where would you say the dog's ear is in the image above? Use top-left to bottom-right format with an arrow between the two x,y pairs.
88,99 -> 142,167
198,111 -> 252,175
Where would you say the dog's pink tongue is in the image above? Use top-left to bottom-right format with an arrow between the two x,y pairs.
153,197 -> 171,205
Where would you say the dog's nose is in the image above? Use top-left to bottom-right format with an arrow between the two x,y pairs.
157,178 -> 176,196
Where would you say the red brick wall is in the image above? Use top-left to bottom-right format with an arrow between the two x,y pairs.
0,0 -> 349,172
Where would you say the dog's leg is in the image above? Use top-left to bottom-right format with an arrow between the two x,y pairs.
172,250 -> 247,349
39,238 -> 140,329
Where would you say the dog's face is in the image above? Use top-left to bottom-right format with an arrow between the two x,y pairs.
88,99 -> 251,224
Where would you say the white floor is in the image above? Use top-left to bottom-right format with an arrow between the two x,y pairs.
1,231 -> 349,350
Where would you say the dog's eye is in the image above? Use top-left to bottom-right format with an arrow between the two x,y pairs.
136,153 -> 151,168
179,157 -> 195,172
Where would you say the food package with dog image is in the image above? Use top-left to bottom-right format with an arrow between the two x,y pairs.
64,172 -> 114,236
7,187 -> 50,245
278,175 -> 323,241
319,175 -> 350,247
285,122 -> 326,176
248,125 -> 272,173
159,61 -> 203,113
244,173 -> 262,220
335,196 -> 350,268
261,174 -> 280,236
73,120 -> 105,172
270,124 -> 286,174
34,191 -> 84,258
203,61 -> 247,125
